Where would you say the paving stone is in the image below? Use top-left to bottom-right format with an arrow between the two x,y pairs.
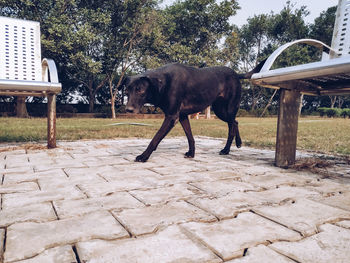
78,179 -> 157,197
4,211 -> 129,262
4,155 -> 30,169
53,192 -> 143,219
246,186 -> 321,204
3,169 -> 67,184
0,182 -> 38,194
0,166 -> 34,176
305,178 -> 350,194
38,173 -> 106,191
151,164 -> 205,175
240,173 -> 313,189
311,191 -> 350,211
2,187 -> 85,209
253,198 -> 350,237
64,166 -> 115,178
83,156 -> 130,167
113,201 -> 216,236
181,212 -> 301,261
270,224 -> 350,263
190,179 -> 261,197
100,168 -> 161,182
129,183 -> 207,205
33,160 -> 87,172
335,220 -> 350,229
11,245 -> 77,263
226,245 -> 294,263
0,203 -> 57,227
76,225 -> 221,263
188,191 -> 268,220
0,228 -> 4,259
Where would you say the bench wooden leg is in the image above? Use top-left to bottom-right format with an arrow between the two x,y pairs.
47,94 -> 57,148
275,89 -> 301,168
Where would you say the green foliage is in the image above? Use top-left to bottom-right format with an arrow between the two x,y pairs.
318,107 -> 349,118
326,108 -> 340,118
309,6 -> 337,46
318,107 -> 328,117
340,109 -> 350,118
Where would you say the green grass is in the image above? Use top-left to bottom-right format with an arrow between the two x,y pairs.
0,116 -> 349,156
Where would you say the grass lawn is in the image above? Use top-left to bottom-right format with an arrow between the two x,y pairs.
0,116 -> 349,156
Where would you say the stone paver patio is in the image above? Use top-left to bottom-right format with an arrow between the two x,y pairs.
0,136 -> 349,262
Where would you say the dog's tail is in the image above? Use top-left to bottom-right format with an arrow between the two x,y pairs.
238,58 -> 267,79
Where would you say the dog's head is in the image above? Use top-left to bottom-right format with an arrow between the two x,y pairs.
123,75 -> 164,114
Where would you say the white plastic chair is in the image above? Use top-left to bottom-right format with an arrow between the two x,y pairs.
251,0 -> 350,167
0,16 -> 62,148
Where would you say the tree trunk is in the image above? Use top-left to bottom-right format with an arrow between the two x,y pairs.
329,96 -> 337,108
299,94 -> 304,116
260,89 -> 278,117
111,96 -> 116,119
88,95 -> 95,113
15,96 -> 29,118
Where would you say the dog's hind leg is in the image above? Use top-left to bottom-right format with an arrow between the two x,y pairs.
220,121 -> 235,155
179,114 -> 195,158
233,120 -> 242,148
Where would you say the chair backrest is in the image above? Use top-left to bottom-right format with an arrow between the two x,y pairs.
330,0 -> 350,58
0,16 -> 42,81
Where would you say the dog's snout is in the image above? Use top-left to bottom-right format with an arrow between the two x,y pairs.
126,106 -> 135,113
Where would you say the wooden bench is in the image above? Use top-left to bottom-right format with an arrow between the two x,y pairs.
251,0 -> 350,167
0,16 -> 62,148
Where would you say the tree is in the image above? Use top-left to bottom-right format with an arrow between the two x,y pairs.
102,0 -> 158,118
149,0 -> 240,66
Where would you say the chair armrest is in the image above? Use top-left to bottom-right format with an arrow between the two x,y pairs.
42,58 -> 60,83
259,39 -> 335,73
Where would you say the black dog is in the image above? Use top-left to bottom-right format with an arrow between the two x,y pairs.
123,61 -> 265,162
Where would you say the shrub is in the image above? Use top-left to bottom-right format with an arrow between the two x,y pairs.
237,109 -> 249,117
325,108 -> 340,118
340,108 -> 350,118
318,107 -> 328,117
251,108 -> 270,117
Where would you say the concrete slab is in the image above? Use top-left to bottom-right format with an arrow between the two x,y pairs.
188,191 -> 268,220
4,211 -> 129,262
53,192 -> 144,219
76,225 -> 221,263
10,245 -> 77,263
253,198 -> 350,236
129,183 -> 207,205
270,224 -> 350,263
190,178 -> 261,197
181,212 -> 301,261
0,181 -> 38,194
113,201 -> 216,236
335,220 -> 350,229
227,245 -> 294,263
2,187 -> 85,209
0,202 -> 57,227
311,191 -> 350,211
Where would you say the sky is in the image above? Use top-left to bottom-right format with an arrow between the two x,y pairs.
161,0 -> 339,26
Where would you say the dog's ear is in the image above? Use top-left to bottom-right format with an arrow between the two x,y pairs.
143,75 -> 166,93
119,76 -> 130,90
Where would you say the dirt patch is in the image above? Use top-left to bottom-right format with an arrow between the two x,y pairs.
292,158 -> 333,177
0,144 -> 48,153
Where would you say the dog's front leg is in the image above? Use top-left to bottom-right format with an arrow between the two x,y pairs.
179,115 -> 195,158
136,115 -> 177,162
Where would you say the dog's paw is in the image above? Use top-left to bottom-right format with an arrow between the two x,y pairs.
135,154 -> 149,162
184,151 -> 195,158
219,149 -> 229,155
